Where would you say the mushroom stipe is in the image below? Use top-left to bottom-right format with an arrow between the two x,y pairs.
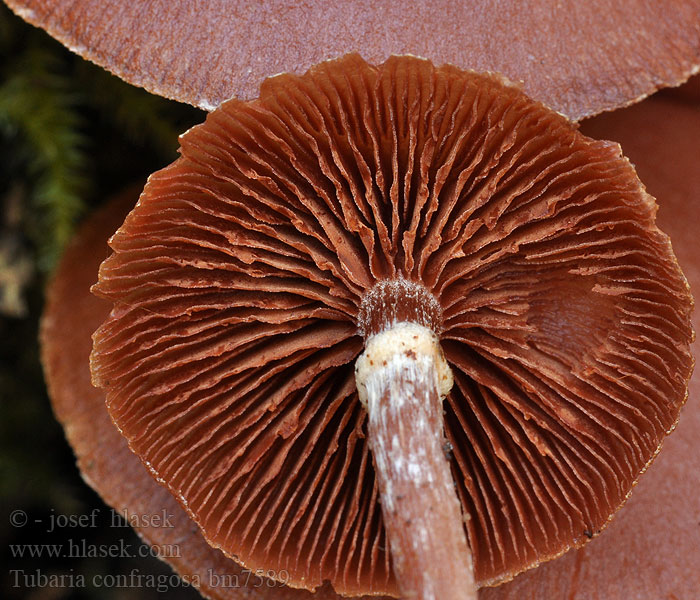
88,55 -> 693,599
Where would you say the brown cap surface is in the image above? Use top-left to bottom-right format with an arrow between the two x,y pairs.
89,55 -> 693,595
6,0 -> 700,120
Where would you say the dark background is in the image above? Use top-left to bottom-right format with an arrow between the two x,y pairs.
0,5 -> 205,598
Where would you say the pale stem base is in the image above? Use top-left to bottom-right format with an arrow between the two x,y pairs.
355,322 -> 476,600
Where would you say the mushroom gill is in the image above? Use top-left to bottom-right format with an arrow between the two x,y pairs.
90,55 -> 693,598
41,185 -> 387,600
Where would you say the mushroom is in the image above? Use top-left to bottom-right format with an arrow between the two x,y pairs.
81,55 -> 692,599
41,71 -> 700,600
41,77 -> 700,600
5,0 -> 700,120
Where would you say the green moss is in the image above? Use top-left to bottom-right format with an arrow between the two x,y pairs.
1,6 -> 204,598
0,3 -> 203,275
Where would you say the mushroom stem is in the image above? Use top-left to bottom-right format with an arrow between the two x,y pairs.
355,322 -> 476,600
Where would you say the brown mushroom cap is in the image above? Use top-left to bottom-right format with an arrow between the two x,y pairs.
6,0 -> 700,120
40,185 -> 384,600
89,55 -> 693,595
484,83 -> 700,600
